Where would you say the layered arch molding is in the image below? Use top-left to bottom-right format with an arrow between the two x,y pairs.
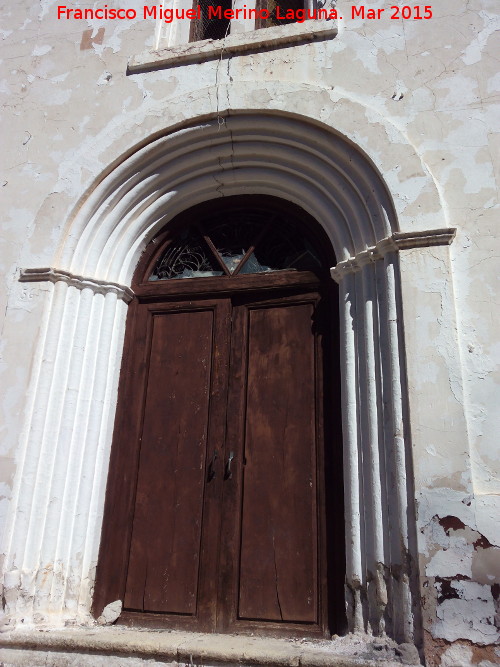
58,113 -> 401,285
4,109 -> 448,645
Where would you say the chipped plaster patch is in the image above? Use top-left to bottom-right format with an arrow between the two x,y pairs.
97,71 -> 113,85
341,31 -> 381,75
418,494 -> 500,646
426,544 -> 473,579
440,644 -> 488,667
461,10 -> 500,66
475,495 -> 500,547
32,45 -> 51,57
51,73 -> 69,83
417,490 -> 476,554
434,74 -> 480,110
486,72 -> 500,95
472,547 -> 500,585
434,581 -> 498,644
38,0 -> 54,20
43,86 -> 72,106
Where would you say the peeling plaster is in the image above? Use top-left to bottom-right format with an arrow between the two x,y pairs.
435,581 -> 497,644
418,496 -> 500,650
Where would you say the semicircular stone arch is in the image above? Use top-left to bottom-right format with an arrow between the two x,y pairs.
42,82 -> 445,272
59,113 -> 400,286
5,109 -> 454,646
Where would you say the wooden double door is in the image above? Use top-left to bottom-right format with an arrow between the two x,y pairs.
94,201 -> 343,637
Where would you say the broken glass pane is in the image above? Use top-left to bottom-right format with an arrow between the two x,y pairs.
149,228 -> 223,280
205,215 -> 265,274
251,221 -> 322,273
148,209 -> 323,281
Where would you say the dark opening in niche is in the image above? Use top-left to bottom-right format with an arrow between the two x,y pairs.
190,0 -> 232,41
256,0 -> 305,28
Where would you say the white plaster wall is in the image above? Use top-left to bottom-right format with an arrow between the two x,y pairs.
1,0 -> 499,661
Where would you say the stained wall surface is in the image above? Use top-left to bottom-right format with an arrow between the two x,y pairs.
0,0 -> 499,664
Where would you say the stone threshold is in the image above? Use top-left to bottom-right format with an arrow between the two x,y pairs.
0,627 -> 419,666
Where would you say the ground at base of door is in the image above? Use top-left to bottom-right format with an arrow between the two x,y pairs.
0,626 -> 421,666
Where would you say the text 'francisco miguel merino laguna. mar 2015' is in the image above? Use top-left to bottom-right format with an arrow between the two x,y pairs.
56,4 -> 434,23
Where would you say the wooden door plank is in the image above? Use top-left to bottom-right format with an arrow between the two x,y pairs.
220,292 -> 329,635
92,299 -> 154,617
124,308 -> 214,614
239,303 -> 318,623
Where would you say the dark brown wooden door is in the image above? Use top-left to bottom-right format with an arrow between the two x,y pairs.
93,197 -> 343,637
106,289 -> 332,636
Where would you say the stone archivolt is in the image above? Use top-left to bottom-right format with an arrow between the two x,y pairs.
5,112 -> 448,647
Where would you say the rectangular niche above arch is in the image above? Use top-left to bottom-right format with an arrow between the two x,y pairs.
129,16 -> 337,72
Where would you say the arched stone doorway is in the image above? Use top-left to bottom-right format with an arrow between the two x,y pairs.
4,111 -> 453,646
93,195 -> 344,636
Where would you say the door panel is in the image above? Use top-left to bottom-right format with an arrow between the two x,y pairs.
124,309 -> 213,613
123,305 -> 228,621
219,293 -> 327,635
239,303 -> 318,622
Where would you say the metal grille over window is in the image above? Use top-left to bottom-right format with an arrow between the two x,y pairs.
149,210 -> 322,281
150,229 -> 223,280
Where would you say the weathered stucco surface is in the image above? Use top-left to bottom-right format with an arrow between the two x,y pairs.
1,0 -> 499,664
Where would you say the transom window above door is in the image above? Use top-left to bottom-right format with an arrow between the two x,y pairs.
149,210 -> 322,281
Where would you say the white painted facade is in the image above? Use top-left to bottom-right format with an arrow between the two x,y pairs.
0,1 -> 499,665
